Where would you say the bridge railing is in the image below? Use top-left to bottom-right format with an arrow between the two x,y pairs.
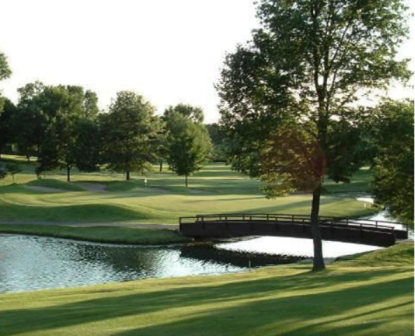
179,213 -> 405,232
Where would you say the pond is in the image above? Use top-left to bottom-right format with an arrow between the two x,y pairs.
0,229 -> 396,294
0,234 -> 296,293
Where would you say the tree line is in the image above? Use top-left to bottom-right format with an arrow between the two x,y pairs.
0,72 -> 213,187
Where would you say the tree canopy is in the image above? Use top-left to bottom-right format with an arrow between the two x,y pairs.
218,0 -> 411,271
100,91 -> 160,180
165,112 -> 212,187
371,100 -> 414,224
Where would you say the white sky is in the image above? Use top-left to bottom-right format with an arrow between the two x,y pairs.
0,0 -> 413,123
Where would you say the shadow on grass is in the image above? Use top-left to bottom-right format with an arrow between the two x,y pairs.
0,268 -> 412,336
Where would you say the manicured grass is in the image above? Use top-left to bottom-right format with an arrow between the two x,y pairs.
26,179 -> 86,191
323,167 -> 374,194
0,225 -> 190,245
0,156 -> 378,224
0,243 -> 412,336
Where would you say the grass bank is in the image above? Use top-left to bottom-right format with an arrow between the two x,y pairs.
0,243 -> 412,336
0,156 -> 378,224
0,225 -> 191,245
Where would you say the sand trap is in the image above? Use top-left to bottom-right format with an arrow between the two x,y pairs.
25,186 -> 66,193
73,182 -> 107,192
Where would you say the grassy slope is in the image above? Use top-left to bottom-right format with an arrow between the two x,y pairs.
0,155 -> 378,224
0,225 -> 190,245
0,243 -> 412,336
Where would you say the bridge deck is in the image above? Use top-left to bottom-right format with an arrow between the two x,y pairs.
179,214 -> 408,247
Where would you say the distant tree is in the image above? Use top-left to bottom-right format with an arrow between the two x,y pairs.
100,91 -> 160,180
371,100 -> 414,224
83,90 -> 99,118
166,112 -> 212,187
36,85 -> 101,182
0,51 -> 12,158
0,98 -> 17,159
218,0 -> 411,271
5,163 -> 21,183
0,165 -> 6,180
164,103 -> 204,124
15,81 -> 48,159
206,123 -> 227,162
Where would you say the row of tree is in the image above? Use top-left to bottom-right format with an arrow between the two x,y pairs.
0,61 -> 213,186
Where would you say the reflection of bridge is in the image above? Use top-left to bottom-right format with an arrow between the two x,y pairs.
179,214 -> 408,247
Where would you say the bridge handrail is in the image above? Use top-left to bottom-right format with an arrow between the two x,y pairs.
179,213 -> 406,232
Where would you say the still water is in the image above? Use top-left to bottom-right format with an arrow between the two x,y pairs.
0,234 -> 289,293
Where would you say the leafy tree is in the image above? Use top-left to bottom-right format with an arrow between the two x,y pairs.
217,0 -> 411,271
164,103 -> 204,124
206,123 -> 227,162
0,51 -> 12,82
166,112 -> 212,187
0,165 -> 6,180
15,81 -> 49,159
100,91 -> 160,180
371,100 -> 414,224
83,90 -> 99,118
36,85 -> 101,181
0,51 -> 12,157
0,98 -> 17,159
6,163 -> 21,183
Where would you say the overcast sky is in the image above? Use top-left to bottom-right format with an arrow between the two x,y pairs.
0,0 -> 413,123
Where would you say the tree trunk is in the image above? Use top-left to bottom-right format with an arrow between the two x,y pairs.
67,166 -> 71,182
126,170 -> 130,181
310,184 -> 325,271
185,174 -> 188,187
159,160 -> 163,173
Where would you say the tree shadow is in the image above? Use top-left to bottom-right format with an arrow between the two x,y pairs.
0,267 -> 412,336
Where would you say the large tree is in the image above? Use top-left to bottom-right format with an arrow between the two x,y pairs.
165,112 -> 212,187
100,91 -> 160,180
371,99 -> 414,224
36,85 -> 101,181
218,0 -> 411,271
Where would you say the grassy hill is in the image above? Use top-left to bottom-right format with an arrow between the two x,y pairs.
0,155 -> 377,224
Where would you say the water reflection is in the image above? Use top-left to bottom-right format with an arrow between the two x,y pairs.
216,210 -> 413,258
0,234 -> 284,294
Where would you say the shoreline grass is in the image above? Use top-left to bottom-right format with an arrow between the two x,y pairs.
0,225 -> 191,245
0,243 -> 412,336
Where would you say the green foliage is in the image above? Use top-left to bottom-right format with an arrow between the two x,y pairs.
206,123 -> 227,162
0,50 -> 11,82
260,124 -> 325,197
35,85 -> 101,181
100,91 -> 160,180
0,98 -> 17,153
371,100 -> 414,224
166,112 -> 212,186
218,0 -> 411,270
5,162 -> 21,183
0,165 -> 6,180
219,0 -> 411,182
164,103 -> 204,123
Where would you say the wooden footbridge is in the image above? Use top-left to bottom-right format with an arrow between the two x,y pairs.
179,214 -> 409,247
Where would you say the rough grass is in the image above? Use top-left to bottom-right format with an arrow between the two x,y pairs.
0,156 -> 378,224
0,243 -> 412,336
0,225 -> 190,245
